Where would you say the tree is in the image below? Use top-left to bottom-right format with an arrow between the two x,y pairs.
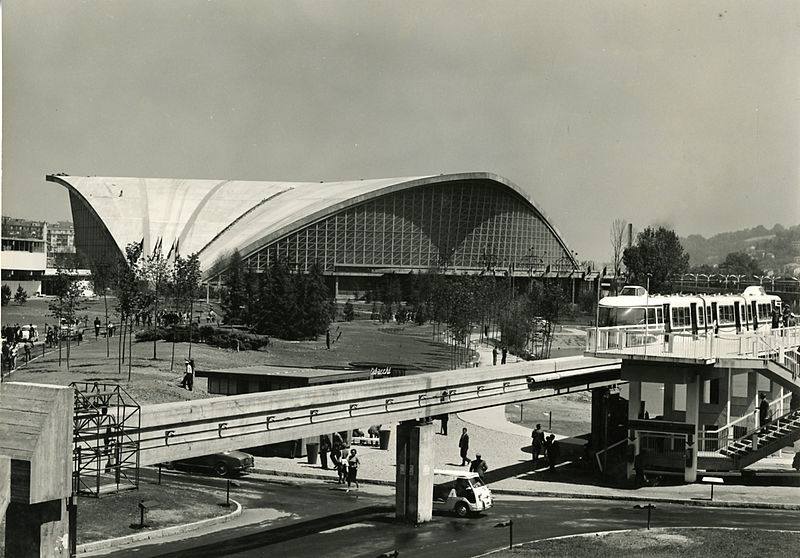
113,242 -> 146,377
719,252 -> 763,277
343,300 -> 355,322
610,219 -> 628,294
14,285 -> 28,305
140,245 -> 172,360
1,284 -> 11,306
623,226 -> 689,293
173,253 -> 202,361
48,267 -> 87,369
221,250 -> 247,324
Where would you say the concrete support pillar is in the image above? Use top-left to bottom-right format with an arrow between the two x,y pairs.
5,498 -> 71,558
626,381 -> 642,480
685,374 -> 700,482
395,420 -> 435,523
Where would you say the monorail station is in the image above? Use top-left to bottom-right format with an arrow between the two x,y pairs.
589,286 -> 800,482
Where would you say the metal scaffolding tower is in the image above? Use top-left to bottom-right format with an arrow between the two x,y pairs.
71,382 -> 140,497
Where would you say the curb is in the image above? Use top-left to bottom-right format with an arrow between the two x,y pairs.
75,499 -> 242,555
253,468 -> 800,510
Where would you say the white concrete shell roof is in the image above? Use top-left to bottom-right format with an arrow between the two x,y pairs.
49,172 -> 576,275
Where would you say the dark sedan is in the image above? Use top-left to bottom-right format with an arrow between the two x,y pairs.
169,450 -> 254,477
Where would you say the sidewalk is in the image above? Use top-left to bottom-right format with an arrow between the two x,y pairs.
250,336 -> 800,509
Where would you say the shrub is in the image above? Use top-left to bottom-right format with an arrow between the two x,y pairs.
136,325 -> 269,351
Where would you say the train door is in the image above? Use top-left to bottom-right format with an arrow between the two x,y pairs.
710,302 -> 719,334
690,302 -> 699,336
750,301 -> 759,331
734,301 -> 742,333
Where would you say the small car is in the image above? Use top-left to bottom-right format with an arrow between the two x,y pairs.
432,469 -> 493,517
169,450 -> 254,477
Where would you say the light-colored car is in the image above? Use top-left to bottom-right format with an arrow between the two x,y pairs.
169,450 -> 254,477
433,469 -> 493,517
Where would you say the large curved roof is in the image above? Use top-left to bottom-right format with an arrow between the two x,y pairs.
48,172 -> 577,275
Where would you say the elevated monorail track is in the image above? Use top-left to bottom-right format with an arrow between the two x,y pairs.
129,355 -> 622,466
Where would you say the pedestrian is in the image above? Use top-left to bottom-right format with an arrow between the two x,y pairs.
180,359 -> 194,390
107,321 -> 114,337
326,329 -> 331,350
501,346 -> 507,364
492,346 -> 498,366
331,432 -> 345,482
531,423 -> 545,467
546,434 -> 560,472
439,413 -> 449,435
94,317 -> 101,338
459,427 -> 471,466
319,434 -> 331,470
346,448 -> 360,492
23,342 -> 31,364
469,453 -> 488,481
771,307 -> 780,330
9,343 -> 18,370
759,393 -> 770,426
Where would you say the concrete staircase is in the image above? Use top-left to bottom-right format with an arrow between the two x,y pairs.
718,409 -> 800,469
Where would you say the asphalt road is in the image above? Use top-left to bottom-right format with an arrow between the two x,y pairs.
94,471 -> 800,558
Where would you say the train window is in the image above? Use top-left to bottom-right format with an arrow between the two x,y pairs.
598,307 -> 646,327
646,308 -> 657,324
697,307 -> 704,326
757,303 -> 771,320
718,305 -> 735,325
671,306 -> 691,328
656,308 -> 663,323
706,307 -> 712,324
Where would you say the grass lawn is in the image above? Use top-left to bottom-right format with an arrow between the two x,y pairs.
495,528 -> 800,558
5,307 -> 458,404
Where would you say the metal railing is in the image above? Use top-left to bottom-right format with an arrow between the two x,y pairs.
587,325 -> 800,361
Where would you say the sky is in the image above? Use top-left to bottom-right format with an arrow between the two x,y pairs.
2,1 -> 798,263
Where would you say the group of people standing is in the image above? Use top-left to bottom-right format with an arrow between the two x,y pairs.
491,345 -> 508,365
530,423 -> 560,472
319,432 -> 361,491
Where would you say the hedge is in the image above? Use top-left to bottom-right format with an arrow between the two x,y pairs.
136,325 -> 269,350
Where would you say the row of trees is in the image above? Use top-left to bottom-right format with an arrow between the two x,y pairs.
89,242 -> 202,377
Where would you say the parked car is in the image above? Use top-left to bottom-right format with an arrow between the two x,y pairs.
168,450 -> 254,477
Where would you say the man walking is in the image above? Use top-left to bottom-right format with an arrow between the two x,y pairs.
459,427 -> 471,466
531,423 -> 545,467
469,453 -> 488,482
94,317 -> 101,338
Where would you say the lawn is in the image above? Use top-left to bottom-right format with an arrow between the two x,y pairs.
495,528 -> 800,558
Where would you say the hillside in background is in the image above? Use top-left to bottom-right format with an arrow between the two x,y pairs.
681,224 -> 800,274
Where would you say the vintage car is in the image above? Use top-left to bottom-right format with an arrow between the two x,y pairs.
432,469 -> 493,517
168,450 -> 254,477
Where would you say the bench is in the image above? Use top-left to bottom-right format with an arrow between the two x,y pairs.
351,435 -> 380,447
701,476 -> 724,500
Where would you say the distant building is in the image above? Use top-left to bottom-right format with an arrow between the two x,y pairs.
47,221 -> 75,255
1,217 -> 47,295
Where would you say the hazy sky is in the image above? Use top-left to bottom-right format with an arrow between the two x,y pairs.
2,1 -> 798,262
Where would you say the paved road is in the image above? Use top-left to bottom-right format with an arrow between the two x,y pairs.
95,473 -> 800,558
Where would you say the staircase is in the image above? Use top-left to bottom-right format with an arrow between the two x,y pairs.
717,409 -> 800,469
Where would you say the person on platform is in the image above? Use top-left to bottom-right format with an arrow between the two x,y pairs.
759,393 -> 770,426
94,317 -> 101,338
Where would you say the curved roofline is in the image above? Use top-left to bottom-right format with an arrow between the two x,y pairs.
49,172 -> 580,274
236,172 -> 579,269
46,174 -> 128,262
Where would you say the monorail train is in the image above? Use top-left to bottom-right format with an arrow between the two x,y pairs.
597,285 -> 783,335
